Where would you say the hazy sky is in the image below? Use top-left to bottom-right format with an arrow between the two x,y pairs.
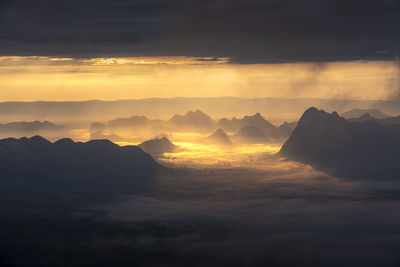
0,1 -> 399,101
0,56 -> 399,101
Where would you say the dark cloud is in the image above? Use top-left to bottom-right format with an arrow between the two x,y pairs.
0,0 -> 400,62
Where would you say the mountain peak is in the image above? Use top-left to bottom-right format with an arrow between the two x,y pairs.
29,135 -> 52,145
208,128 -> 232,145
55,138 -> 76,145
299,107 -> 343,123
139,136 -> 177,156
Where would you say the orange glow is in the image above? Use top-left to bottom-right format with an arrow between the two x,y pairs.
0,56 -> 398,101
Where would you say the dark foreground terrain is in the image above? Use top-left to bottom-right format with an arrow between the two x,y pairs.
2,135 -> 400,266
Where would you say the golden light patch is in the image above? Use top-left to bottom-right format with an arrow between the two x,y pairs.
0,57 -> 398,101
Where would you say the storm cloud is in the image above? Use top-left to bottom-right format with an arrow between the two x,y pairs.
1,0 -> 400,63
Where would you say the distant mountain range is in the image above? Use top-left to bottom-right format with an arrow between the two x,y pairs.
341,108 -> 389,119
95,110 -> 293,144
0,136 -> 160,195
280,107 -> 400,180
0,97 -> 398,122
218,113 -> 282,142
348,113 -> 400,125
0,121 -> 62,133
107,115 -> 164,129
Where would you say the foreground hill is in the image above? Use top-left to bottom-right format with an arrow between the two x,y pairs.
280,107 -> 400,180
0,136 -> 160,195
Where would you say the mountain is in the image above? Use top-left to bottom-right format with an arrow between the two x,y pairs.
0,98 -> 399,123
168,110 -> 216,132
0,136 -> 160,194
218,113 -> 281,141
348,113 -> 400,125
0,120 -> 62,133
206,129 -> 232,145
341,109 -> 389,119
233,126 -> 269,144
347,113 -> 377,123
139,137 -> 177,156
280,107 -> 400,180
277,121 -> 297,139
107,115 -> 164,129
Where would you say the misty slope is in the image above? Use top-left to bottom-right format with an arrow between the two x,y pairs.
168,110 -> 216,132
277,121 -> 297,139
341,108 -> 389,119
280,107 -> 400,180
348,113 -> 400,125
206,128 -> 232,145
0,136 -> 160,194
139,137 -> 177,156
0,121 -> 62,133
233,126 -> 270,144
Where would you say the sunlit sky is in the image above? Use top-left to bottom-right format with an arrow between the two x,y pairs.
0,56 -> 399,101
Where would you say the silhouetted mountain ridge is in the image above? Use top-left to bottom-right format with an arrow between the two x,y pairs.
280,107 -> 400,180
0,136 -> 160,194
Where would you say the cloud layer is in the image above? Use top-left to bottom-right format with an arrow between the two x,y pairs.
1,0 -> 400,63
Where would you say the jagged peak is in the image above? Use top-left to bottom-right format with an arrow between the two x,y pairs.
299,107 -> 346,126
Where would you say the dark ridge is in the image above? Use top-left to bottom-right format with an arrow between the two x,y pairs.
0,136 -> 161,196
280,107 -> 400,180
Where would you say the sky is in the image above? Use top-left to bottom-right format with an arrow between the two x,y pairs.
0,0 -> 399,101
